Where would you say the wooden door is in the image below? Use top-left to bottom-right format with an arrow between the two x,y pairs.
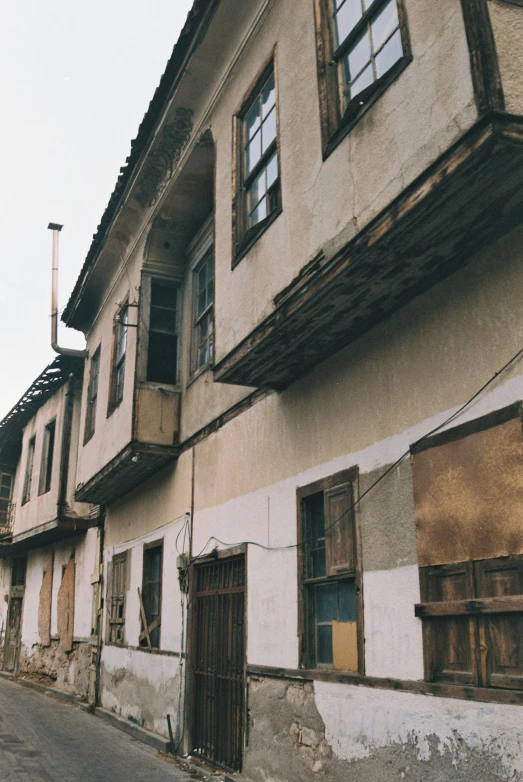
192,555 -> 245,772
4,598 -> 23,672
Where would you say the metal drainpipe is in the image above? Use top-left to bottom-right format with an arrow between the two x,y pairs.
57,373 -> 75,520
48,223 -> 88,359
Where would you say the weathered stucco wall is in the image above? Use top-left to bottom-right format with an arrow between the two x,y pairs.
18,530 -> 97,697
489,0 -> 523,115
212,0 -> 477,360
244,676 -> 523,782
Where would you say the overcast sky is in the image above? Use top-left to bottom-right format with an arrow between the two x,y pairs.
0,0 -> 193,419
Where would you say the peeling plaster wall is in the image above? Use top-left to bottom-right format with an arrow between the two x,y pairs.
101,645 -> 181,739
100,516 -> 186,736
18,531 -> 97,697
244,676 -> 523,782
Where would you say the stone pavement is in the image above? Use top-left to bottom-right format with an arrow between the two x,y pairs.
0,676 -> 199,781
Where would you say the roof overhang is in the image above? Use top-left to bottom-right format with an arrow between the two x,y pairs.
7,516 -> 98,553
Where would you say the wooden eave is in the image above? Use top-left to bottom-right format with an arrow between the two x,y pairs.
214,113 -> 523,390
9,517 -> 97,552
75,442 -> 178,505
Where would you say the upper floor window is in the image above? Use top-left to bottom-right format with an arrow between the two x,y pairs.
0,472 -> 13,508
84,345 -> 100,442
233,61 -> 281,262
314,0 -> 411,155
139,542 -> 163,650
38,419 -> 56,495
22,436 -> 36,505
192,248 -> 214,374
147,279 -> 178,385
298,468 -> 362,672
108,303 -> 128,413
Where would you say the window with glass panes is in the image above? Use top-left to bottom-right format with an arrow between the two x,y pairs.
146,279 -> 178,385
38,419 -> 56,495
22,436 -> 36,505
109,304 -> 128,411
241,68 -> 280,236
299,470 -> 362,671
193,249 -> 214,372
0,472 -> 13,530
332,0 -> 405,106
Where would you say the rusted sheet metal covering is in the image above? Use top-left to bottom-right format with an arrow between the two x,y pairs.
58,557 -> 75,652
412,415 -> 523,567
38,554 -> 53,647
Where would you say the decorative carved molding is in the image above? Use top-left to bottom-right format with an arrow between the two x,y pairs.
135,108 -> 193,209
197,128 -> 214,149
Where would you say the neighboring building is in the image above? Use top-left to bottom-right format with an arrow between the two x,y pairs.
3,0 -> 523,779
0,357 -> 100,697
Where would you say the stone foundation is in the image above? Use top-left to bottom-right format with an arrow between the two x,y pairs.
19,639 -> 90,698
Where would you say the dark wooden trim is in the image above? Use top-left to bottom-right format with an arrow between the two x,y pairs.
192,543 -> 247,565
232,207 -> 282,269
297,467 -> 359,501
179,389 -> 273,454
246,664 -> 523,705
415,595 -> 523,617
410,401 -> 522,454
58,377 -> 75,517
492,0 -> 523,6
460,0 -> 505,114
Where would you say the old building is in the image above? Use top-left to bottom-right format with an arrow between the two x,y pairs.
0,356 -> 101,698
3,0 -> 523,779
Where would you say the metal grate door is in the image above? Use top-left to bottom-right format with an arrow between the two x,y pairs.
192,555 -> 245,771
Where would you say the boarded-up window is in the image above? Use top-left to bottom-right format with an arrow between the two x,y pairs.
412,404 -> 523,690
298,469 -> 362,672
57,557 -> 75,653
108,551 -> 129,645
38,554 -> 53,647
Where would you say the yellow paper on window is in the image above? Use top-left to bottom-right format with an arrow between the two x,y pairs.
332,620 -> 358,671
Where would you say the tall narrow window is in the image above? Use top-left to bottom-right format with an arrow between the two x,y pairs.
109,303 -> 128,412
109,552 -> 128,645
22,436 -> 36,505
0,472 -> 13,534
139,543 -> 163,649
84,346 -> 100,442
38,419 -> 56,495
298,469 -> 362,671
234,62 -> 281,258
192,249 -> 214,373
147,280 -> 178,385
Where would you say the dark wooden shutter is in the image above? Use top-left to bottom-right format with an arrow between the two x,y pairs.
324,482 -> 354,576
421,562 -> 478,685
475,556 -> 523,690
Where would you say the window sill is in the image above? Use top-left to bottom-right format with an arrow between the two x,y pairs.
323,57 -> 412,161
127,644 -> 181,658
106,399 -> 123,419
232,206 -> 282,270
186,363 -> 213,390
83,430 -> 95,447
247,664 -> 523,706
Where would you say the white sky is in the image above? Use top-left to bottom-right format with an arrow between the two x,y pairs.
0,0 -> 194,419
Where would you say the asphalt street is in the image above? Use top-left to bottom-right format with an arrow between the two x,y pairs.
0,676 -> 198,781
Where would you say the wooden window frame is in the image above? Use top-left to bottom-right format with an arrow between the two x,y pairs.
139,541 -> 163,650
108,551 -> 129,646
38,418 -> 56,496
136,274 -> 181,388
314,0 -> 412,158
232,51 -> 282,268
297,467 -> 364,674
107,300 -> 129,415
191,245 -> 215,378
417,554 -> 523,691
84,345 -> 100,444
21,435 -> 36,506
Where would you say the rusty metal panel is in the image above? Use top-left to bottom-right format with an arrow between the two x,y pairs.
38,554 -> 53,647
192,555 -> 245,772
412,416 -> 523,567
57,557 -> 75,652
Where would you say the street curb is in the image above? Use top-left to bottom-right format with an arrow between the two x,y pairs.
3,673 -> 91,711
94,707 -> 171,754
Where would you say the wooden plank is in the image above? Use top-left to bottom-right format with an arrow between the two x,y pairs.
415,595 -> 523,617
57,557 -> 75,653
139,616 -> 160,643
460,0 -> 504,114
137,587 -> 151,649
332,621 -> 358,671
38,553 -> 53,647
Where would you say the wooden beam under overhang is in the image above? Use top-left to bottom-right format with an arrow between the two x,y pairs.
9,517 -> 98,552
214,113 -> 523,390
75,442 -> 178,506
